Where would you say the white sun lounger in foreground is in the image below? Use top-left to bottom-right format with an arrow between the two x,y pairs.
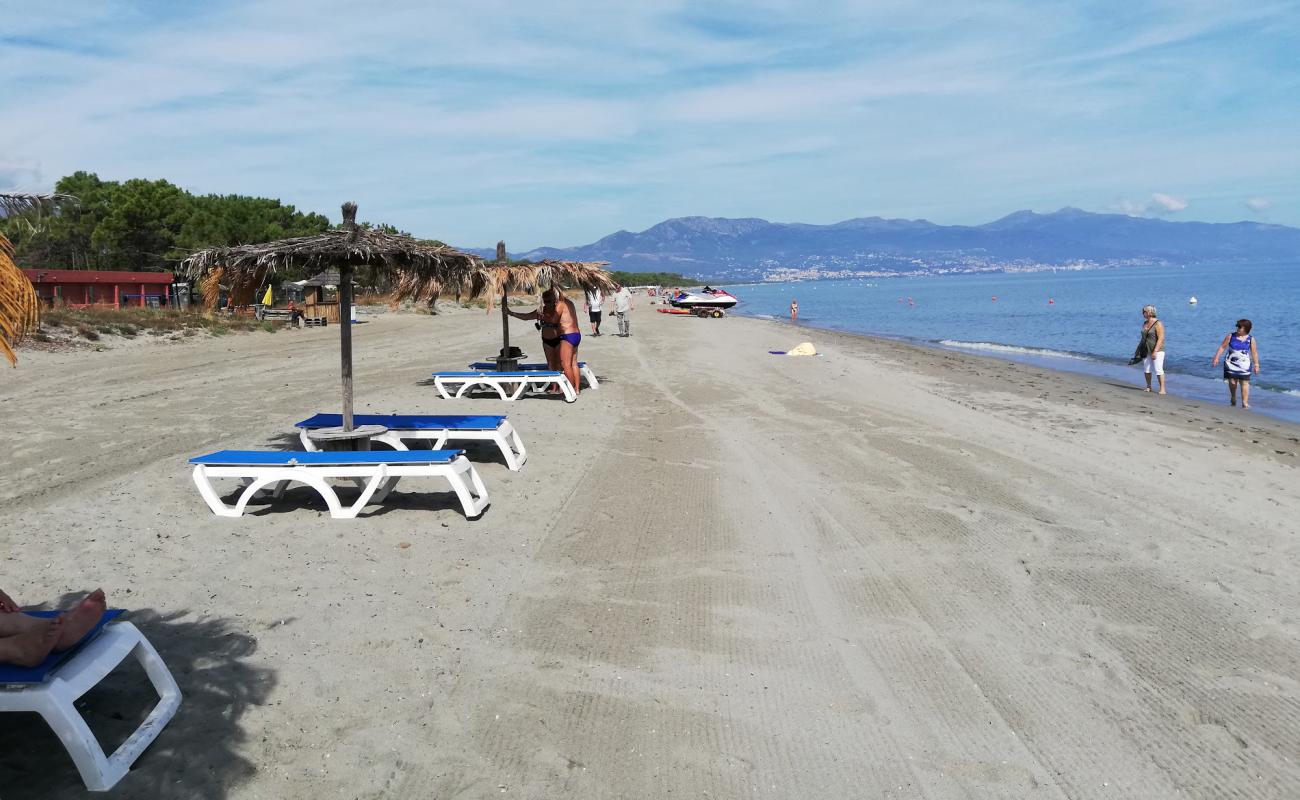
467,361 -> 599,389
294,413 -> 528,470
189,449 -> 489,519
0,610 -> 182,792
431,370 -> 576,402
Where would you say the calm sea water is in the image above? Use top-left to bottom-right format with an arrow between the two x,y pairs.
727,262 -> 1300,424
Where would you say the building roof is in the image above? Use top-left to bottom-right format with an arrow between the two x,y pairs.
23,269 -> 174,284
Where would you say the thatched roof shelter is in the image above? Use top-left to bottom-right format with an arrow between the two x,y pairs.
1,192 -> 77,367
390,239 -> 617,370
181,205 -> 484,307
181,202 -> 486,429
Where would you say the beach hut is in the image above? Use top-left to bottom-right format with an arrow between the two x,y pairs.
0,192 -> 76,366
392,241 -> 615,370
182,202 -> 484,430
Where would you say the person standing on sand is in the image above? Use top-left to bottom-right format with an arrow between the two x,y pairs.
1212,318 -> 1261,408
1140,305 -> 1166,394
790,298 -> 798,321
0,588 -> 108,667
585,287 -> 604,336
508,289 -> 582,402
610,283 -> 634,337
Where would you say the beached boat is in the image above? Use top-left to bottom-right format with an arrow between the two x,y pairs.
670,287 -> 738,310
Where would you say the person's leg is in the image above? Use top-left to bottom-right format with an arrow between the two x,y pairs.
1155,352 -> 1166,394
0,616 -> 62,667
0,610 -> 45,636
55,589 -> 107,650
1227,377 -> 1238,405
559,341 -> 581,397
1241,379 -> 1251,409
1144,357 -> 1153,391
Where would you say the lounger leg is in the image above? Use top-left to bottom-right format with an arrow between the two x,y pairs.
272,480 -> 290,499
339,465 -> 390,517
558,377 -> 577,402
454,381 -> 476,399
34,624 -> 182,792
495,422 -> 527,470
445,459 -> 489,517
299,429 -> 318,451
373,433 -> 411,451
582,365 -> 599,389
35,690 -> 118,791
434,378 -> 454,400
193,465 -> 242,517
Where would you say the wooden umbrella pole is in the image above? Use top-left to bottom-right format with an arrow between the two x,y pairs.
495,241 -> 513,371
339,262 -> 355,431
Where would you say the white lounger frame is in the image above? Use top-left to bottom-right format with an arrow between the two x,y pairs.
192,457 -> 489,519
0,622 -> 182,792
433,372 -> 577,402
469,363 -> 599,389
298,422 -> 528,471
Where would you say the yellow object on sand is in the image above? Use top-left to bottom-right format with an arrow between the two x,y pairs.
261,285 -> 273,306
787,342 -> 817,356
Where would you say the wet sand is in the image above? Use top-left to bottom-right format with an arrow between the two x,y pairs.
1,304 -> 1298,798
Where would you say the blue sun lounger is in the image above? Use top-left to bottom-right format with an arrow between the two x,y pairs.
295,413 -> 528,470
189,449 -> 489,519
467,361 -> 599,389
0,610 -> 182,792
432,370 -> 576,402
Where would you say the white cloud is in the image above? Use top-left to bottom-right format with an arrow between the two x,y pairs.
1111,193 -> 1190,217
1151,192 -> 1189,212
1244,197 -> 1271,213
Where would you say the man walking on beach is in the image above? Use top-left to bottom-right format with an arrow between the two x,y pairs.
585,287 -> 604,336
611,283 -> 634,337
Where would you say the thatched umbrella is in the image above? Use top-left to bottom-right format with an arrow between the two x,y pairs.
0,193 -> 77,367
391,246 -> 616,370
182,202 -> 484,430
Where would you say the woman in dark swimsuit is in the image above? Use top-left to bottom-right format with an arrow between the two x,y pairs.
508,289 -> 582,400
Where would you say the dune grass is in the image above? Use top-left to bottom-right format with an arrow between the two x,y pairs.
38,306 -> 268,341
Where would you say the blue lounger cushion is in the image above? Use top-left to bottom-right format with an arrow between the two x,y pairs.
295,414 -> 506,431
434,371 -> 561,378
0,609 -> 125,685
467,362 -> 588,370
189,449 -> 464,466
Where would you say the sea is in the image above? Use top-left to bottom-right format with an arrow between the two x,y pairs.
726,261 -> 1300,424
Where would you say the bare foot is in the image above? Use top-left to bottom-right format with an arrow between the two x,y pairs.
1242,403 -> 1251,409
1143,387 -> 1152,392
0,617 -> 62,667
1158,391 -> 1167,395
55,589 -> 106,651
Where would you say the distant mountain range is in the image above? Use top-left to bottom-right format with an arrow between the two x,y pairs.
464,208 -> 1300,281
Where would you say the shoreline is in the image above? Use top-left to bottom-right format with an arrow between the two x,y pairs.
732,306 -> 1300,425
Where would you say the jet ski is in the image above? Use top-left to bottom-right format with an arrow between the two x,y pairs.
670,286 -> 738,310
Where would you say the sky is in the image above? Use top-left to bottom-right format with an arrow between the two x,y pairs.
1,0 -> 1298,249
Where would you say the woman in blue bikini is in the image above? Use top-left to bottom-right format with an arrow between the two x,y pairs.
508,288 -> 582,400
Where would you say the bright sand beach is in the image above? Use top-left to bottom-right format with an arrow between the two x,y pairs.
2,304 -> 1299,799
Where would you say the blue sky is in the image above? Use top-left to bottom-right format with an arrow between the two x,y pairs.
1,0 -> 1297,248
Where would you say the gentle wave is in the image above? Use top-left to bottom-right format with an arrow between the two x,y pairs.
937,340 -> 1094,361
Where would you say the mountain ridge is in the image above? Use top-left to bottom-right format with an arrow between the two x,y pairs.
464,208 -> 1300,280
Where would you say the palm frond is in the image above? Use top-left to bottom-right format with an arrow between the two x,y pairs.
0,237 -> 39,367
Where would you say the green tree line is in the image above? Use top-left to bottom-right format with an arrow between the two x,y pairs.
609,270 -> 695,286
0,172 -> 410,280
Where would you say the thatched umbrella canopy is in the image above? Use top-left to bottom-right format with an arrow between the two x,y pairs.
0,192 -> 77,367
181,202 -> 485,430
390,245 -> 616,369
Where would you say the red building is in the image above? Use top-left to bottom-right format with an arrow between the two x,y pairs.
23,269 -> 175,309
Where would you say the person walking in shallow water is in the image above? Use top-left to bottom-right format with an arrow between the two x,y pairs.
1212,318 -> 1261,408
1140,304 -> 1166,394
790,298 -> 798,321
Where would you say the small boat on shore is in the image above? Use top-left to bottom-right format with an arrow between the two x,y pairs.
670,286 -> 738,310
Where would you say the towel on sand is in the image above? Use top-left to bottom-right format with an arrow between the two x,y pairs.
769,342 -> 818,356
